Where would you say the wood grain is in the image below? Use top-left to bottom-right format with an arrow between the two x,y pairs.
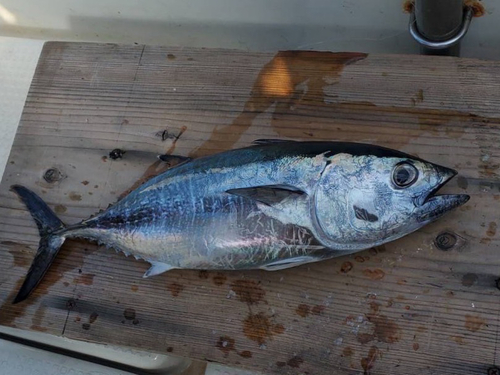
1,42 -> 500,375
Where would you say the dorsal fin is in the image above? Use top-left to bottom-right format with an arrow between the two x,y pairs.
227,184 -> 305,206
252,139 -> 296,145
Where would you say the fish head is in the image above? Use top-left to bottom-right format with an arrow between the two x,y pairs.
313,153 -> 469,249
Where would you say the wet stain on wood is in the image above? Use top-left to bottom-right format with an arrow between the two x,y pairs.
230,280 -> 266,305
357,333 -> 375,344
212,272 -> 227,286
30,305 -> 48,332
369,301 -> 380,314
187,49 -> 500,159
272,323 -> 285,334
123,308 -> 136,320
361,346 -> 378,375
480,238 -> 492,245
362,269 -> 385,280
73,273 -> 95,285
69,192 -> 82,201
2,241 -> 32,268
287,356 -> 304,368
89,312 -> 98,324
461,273 -> 478,287
238,350 -> 252,358
167,282 -> 184,297
365,314 -> 402,343
311,305 -> 326,315
342,347 -> 354,357
190,51 -> 367,157
54,204 -> 67,214
341,261 -> 353,273
296,304 -> 310,317
242,312 -> 284,345
0,279 -> 25,326
486,222 -> 497,237
354,255 -> 365,263
410,89 -> 424,106
451,335 -> 465,345
465,314 -> 486,332
198,270 -> 209,279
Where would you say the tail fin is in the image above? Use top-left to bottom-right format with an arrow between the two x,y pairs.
10,185 -> 67,304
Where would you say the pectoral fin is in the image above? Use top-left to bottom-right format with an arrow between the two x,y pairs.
227,185 -> 305,206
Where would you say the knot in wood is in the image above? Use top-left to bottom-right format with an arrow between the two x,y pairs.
109,148 -> 125,160
66,299 -> 77,310
488,367 -> 500,375
43,168 -> 63,183
434,231 -> 457,251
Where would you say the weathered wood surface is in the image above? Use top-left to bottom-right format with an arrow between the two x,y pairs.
1,42 -> 500,375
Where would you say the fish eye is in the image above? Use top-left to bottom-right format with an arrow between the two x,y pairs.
392,162 -> 418,188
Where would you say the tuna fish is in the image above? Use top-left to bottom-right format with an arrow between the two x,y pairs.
11,140 -> 469,303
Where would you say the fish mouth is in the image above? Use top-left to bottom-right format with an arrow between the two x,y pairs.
416,166 -> 470,223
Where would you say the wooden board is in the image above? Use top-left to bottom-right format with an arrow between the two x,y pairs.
1,42 -> 500,375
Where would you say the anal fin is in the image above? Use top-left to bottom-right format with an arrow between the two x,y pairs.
260,256 -> 319,271
143,261 -> 174,278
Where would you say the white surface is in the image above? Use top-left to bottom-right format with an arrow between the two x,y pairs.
0,326 -> 192,373
0,338 -> 130,375
206,364 -> 264,375
0,0 -> 498,59
0,37 -> 43,179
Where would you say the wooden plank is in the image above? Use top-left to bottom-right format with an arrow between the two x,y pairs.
1,42 -> 500,375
